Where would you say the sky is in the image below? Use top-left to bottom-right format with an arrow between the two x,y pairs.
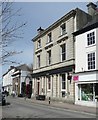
1,1 -> 94,82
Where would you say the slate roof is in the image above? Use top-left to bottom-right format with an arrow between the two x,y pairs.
73,13 -> 98,36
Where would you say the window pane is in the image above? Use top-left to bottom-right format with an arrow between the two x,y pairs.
87,32 -> 95,46
62,74 -> 66,89
88,52 -> 95,70
81,84 -> 93,101
61,44 -> 66,61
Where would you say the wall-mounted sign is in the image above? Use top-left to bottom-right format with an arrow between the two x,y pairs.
73,76 -> 79,81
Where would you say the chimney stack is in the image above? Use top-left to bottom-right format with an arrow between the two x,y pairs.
37,27 -> 44,34
87,2 -> 97,16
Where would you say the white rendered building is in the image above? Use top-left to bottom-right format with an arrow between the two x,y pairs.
73,3 -> 98,107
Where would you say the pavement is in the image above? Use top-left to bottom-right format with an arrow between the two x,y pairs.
20,97 -> 97,114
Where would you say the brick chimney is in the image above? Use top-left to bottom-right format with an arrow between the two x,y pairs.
87,2 -> 97,16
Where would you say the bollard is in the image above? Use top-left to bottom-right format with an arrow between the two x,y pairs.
49,97 -> 51,104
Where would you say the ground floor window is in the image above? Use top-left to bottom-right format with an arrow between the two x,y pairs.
61,74 -> 66,97
78,83 -> 98,102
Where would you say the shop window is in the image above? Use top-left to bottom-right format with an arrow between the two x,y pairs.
81,84 -> 93,101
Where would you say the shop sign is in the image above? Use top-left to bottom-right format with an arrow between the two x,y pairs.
73,76 -> 79,81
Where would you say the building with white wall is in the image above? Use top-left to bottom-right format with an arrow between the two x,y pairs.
3,66 -> 15,95
12,64 -> 32,97
73,3 -> 98,107
32,6 -> 92,103
3,64 -> 32,96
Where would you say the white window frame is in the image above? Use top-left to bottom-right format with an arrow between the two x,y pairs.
78,83 -> 97,102
87,31 -> 95,46
60,23 -> 66,35
60,74 -> 66,97
87,52 -> 95,70
60,43 -> 66,62
61,74 -> 66,90
47,32 -> 52,43
37,39 -> 41,49
47,50 -> 51,65
37,55 -> 40,68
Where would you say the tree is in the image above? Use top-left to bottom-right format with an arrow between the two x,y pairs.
0,1 -> 27,65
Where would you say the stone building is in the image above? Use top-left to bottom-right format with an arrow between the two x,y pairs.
32,6 -> 91,103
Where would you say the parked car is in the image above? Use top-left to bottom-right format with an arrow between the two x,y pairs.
0,92 -> 6,106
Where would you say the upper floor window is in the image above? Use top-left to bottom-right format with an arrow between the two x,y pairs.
37,39 -> 41,49
60,23 -> 66,35
47,50 -> 51,65
37,55 -> 40,68
87,52 -> 95,70
87,32 -> 95,46
47,32 -> 52,43
60,43 -> 66,61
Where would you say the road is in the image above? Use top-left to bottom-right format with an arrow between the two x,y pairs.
2,96 -> 96,118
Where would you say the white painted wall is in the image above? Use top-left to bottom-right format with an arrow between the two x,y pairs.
3,69 -> 14,87
75,28 -> 97,73
96,28 -> 98,69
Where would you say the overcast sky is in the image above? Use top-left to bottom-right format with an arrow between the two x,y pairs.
1,1 -> 92,82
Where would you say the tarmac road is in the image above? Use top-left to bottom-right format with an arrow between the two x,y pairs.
2,96 -> 96,119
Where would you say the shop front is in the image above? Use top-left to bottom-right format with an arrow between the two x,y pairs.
74,71 -> 98,107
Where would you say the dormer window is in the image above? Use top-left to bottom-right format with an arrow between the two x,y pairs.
60,23 -> 66,35
47,32 -> 52,43
37,39 -> 41,49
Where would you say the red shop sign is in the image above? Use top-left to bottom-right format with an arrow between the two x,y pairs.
73,76 -> 79,81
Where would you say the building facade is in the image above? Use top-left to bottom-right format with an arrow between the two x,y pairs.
3,66 -> 15,95
73,3 -> 98,107
32,7 -> 91,102
3,64 -> 32,97
12,64 -> 32,97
